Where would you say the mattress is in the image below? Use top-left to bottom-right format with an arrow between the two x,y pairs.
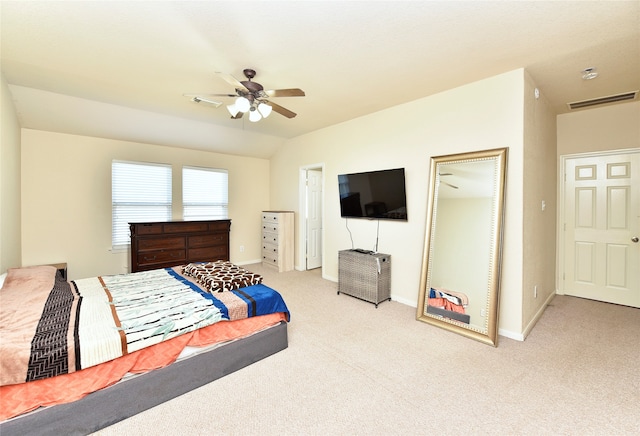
0,263 -> 290,422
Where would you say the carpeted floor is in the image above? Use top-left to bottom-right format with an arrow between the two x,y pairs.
94,263 -> 640,435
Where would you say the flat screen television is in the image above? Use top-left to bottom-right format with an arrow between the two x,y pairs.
338,168 -> 407,221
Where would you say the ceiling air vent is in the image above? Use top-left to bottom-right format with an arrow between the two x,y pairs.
568,91 -> 638,110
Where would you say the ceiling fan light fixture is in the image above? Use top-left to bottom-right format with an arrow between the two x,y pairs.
235,96 -> 251,113
257,102 -> 272,118
249,107 -> 262,122
226,103 -> 239,117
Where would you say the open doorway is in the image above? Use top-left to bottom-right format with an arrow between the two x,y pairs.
299,164 -> 324,270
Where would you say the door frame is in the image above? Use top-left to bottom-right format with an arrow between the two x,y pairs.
557,147 -> 640,296
298,163 -> 325,271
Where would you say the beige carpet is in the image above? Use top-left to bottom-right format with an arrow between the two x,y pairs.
94,264 -> 639,435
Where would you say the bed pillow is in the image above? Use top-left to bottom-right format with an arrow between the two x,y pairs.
1,265 -> 57,292
182,261 -> 263,293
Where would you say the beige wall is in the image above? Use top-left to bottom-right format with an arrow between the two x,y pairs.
0,73 -> 22,272
521,72 -> 558,336
271,69 -> 527,338
21,130 -> 270,279
557,101 -> 640,156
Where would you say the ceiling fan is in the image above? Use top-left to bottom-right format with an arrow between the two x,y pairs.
184,68 -> 305,122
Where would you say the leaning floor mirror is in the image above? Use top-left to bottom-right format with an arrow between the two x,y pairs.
417,148 -> 508,346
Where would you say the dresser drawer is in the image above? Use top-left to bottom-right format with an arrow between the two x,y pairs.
138,249 -> 186,266
133,223 -> 163,235
164,222 -> 209,233
262,250 -> 278,265
188,245 -> 228,260
262,212 -> 280,222
262,242 -> 279,256
262,232 -> 279,244
138,236 -> 185,251
188,234 -> 228,248
208,221 -> 231,231
262,222 -> 279,233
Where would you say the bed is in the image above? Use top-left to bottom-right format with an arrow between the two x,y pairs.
0,262 -> 290,435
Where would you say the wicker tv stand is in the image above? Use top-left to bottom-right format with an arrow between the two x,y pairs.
338,249 -> 391,308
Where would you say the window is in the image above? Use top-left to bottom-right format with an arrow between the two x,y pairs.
182,166 -> 229,220
112,161 -> 172,249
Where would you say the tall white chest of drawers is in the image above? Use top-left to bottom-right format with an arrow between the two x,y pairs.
261,211 -> 295,272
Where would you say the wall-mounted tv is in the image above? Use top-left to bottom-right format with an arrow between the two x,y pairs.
338,168 -> 407,221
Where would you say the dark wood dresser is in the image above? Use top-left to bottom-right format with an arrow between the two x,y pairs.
130,220 -> 231,272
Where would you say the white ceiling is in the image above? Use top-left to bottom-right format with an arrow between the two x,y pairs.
2,1 -> 639,159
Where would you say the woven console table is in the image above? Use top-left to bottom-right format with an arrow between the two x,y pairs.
338,249 -> 391,308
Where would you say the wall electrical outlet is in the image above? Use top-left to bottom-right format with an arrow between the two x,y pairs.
239,245 -> 245,253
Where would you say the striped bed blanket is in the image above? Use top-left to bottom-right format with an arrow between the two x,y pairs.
0,264 -> 289,387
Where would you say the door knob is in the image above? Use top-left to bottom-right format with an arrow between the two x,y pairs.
632,237 -> 639,243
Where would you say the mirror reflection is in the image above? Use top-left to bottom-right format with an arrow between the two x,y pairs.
417,148 -> 507,346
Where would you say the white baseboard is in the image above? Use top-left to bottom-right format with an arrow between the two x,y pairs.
235,259 -> 262,266
522,292 -> 556,339
323,273 -> 338,282
498,328 -> 524,341
393,295 -> 417,307
499,292 -> 555,342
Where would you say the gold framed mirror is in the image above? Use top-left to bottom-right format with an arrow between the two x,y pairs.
417,148 -> 508,346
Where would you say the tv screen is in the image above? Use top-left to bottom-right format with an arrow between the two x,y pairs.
338,168 -> 407,221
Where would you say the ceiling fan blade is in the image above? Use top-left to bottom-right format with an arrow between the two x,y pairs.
194,93 -> 239,98
216,72 -> 249,92
231,111 -> 244,119
265,100 -> 297,118
183,94 -> 223,107
264,88 -> 305,98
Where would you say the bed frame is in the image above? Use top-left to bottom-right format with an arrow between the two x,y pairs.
0,321 -> 287,436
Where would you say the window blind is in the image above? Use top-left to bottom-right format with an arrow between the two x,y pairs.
183,166 -> 229,220
112,160 -> 172,249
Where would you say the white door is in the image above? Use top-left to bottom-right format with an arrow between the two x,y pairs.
562,150 -> 639,307
306,169 -> 323,269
